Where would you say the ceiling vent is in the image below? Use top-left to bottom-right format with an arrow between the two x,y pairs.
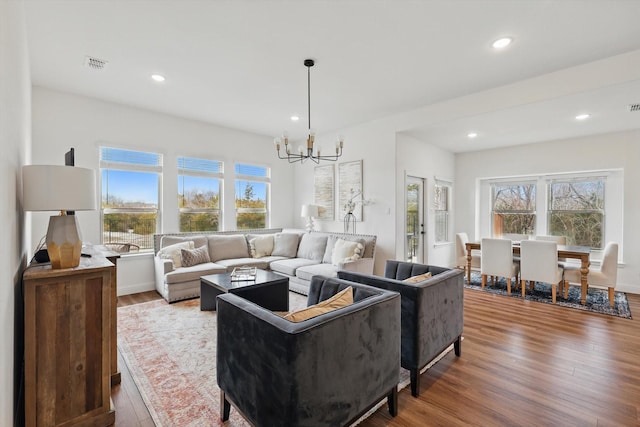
629,104 -> 640,112
84,56 -> 108,70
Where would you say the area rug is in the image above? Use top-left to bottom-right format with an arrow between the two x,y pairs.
118,293 -> 457,426
466,271 -> 632,319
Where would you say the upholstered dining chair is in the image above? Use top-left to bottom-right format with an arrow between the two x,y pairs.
456,232 -> 480,276
534,235 -> 567,263
480,238 -> 519,294
563,242 -> 618,307
519,240 -> 564,302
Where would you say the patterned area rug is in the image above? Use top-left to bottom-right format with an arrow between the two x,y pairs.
466,271 -> 632,319
118,293 -> 457,426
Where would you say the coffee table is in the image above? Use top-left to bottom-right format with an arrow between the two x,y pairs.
200,269 -> 289,311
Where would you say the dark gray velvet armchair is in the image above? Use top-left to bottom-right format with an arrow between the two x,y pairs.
339,260 -> 464,397
216,276 -> 401,427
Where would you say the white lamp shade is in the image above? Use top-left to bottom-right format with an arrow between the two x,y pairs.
22,165 -> 97,211
301,204 -> 319,218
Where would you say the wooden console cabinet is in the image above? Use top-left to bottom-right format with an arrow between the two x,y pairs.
23,254 -> 115,427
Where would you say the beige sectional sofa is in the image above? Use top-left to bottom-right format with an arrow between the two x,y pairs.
153,228 -> 377,302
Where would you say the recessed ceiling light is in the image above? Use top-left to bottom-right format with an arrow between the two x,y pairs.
575,113 -> 590,121
467,132 -> 478,139
151,74 -> 166,82
290,115 -> 299,122
492,37 -> 513,49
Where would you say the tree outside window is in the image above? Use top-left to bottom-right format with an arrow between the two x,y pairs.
548,179 -> 604,248
178,156 -> 222,232
235,163 -> 269,229
434,181 -> 451,243
492,183 -> 536,238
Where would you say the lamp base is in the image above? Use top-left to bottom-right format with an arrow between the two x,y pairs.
305,217 -> 315,233
46,215 -> 82,269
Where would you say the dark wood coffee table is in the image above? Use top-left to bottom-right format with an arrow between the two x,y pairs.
200,270 -> 289,311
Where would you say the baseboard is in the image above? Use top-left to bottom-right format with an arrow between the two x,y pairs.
118,281 -> 155,296
616,282 -> 639,295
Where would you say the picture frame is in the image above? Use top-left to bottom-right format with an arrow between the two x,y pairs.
314,164 -> 334,220
338,160 -> 363,221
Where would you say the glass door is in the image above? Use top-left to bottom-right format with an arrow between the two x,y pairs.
405,176 -> 426,263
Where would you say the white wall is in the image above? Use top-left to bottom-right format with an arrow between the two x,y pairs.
291,119 -> 399,275
31,87 -> 295,293
396,133 -> 456,266
455,130 -> 640,294
0,0 -> 31,422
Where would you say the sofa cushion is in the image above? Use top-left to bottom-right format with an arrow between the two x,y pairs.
181,245 -> 211,267
296,233 -> 328,262
157,241 -> 194,268
271,233 -> 301,257
216,258 -> 269,271
331,238 -> 364,266
165,262 -> 227,284
161,235 -> 208,250
282,286 -> 353,322
207,234 -> 250,262
270,258 -> 318,277
249,235 -> 274,258
295,263 -> 339,282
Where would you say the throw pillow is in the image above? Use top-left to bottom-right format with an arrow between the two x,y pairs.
249,235 -> 274,258
297,234 -> 328,262
331,238 -> 364,266
181,245 -> 211,267
271,233 -> 301,257
403,271 -> 432,284
157,241 -> 194,268
283,286 -> 354,322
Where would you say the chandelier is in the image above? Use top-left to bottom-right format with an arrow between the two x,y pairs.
274,59 -> 344,164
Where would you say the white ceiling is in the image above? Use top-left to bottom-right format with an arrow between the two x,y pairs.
22,0 -> 640,152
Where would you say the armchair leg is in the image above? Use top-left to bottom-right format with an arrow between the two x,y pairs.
454,335 -> 462,357
387,386 -> 398,417
410,368 -> 420,397
220,392 -> 231,421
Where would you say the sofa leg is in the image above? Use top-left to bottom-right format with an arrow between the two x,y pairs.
387,386 -> 398,417
410,368 -> 420,397
220,391 -> 230,421
454,335 -> 462,357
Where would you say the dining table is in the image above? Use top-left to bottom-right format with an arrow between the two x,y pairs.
465,241 -> 592,304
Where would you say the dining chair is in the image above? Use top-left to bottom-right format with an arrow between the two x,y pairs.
519,240 -> 564,302
563,242 -> 618,306
456,232 -> 480,276
480,238 -> 519,294
534,235 -> 568,263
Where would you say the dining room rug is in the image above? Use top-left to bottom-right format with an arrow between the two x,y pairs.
466,271 -> 632,319
118,293 -> 457,427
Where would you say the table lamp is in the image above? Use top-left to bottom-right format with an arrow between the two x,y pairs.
301,204 -> 319,233
22,165 -> 97,269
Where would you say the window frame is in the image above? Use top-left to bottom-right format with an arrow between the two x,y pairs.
434,179 -> 452,244
99,147 -> 163,252
177,156 -> 224,232
234,163 -> 270,230
490,180 -> 537,239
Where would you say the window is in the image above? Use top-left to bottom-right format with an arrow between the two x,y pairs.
434,180 -> 451,243
492,182 -> 536,238
548,178 -> 605,248
235,163 -> 269,229
100,147 -> 162,251
178,156 -> 223,232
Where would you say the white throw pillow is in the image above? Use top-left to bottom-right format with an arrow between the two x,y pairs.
331,238 -> 364,266
157,241 -> 194,268
249,235 -> 274,258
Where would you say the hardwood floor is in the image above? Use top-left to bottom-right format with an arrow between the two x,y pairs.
113,289 -> 640,426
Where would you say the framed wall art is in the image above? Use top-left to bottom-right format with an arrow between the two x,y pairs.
313,164 -> 334,220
